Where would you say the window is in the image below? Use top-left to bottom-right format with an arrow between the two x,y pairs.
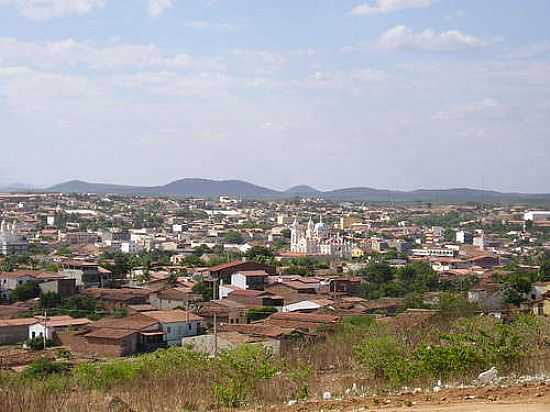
188,323 -> 192,330
166,327 -> 171,334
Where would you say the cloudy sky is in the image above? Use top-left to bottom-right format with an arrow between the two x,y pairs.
0,0 -> 549,192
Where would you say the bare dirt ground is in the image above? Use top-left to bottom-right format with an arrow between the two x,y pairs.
263,382 -> 550,412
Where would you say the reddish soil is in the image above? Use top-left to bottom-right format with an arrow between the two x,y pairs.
267,382 -> 550,412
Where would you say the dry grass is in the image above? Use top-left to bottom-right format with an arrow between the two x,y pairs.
1,315 -> 550,412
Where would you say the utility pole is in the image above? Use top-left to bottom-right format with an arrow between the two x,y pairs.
43,309 -> 47,351
213,277 -> 218,356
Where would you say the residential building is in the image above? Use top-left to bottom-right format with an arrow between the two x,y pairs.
142,310 -> 203,346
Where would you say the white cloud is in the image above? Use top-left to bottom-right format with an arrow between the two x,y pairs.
0,37 -> 223,71
434,98 -> 506,120
0,0 -> 105,20
147,0 -> 174,17
352,0 -> 432,16
377,25 -> 487,51
231,49 -> 288,75
185,20 -> 240,32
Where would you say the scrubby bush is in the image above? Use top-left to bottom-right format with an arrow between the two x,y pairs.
287,364 -> 313,400
23,357 -> 69,379
212,345 -> 279,407
354,314 -> 546,386
354,334 -> 423,387
25,337 -> 54,351
74,358 -> 143,390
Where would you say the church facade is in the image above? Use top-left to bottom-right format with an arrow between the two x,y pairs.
0,220 -> 28,256
290,215 -> 353,258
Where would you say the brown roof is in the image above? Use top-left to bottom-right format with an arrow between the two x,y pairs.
85,328 -> 137,340
0,318 -> 38,327
62,260 -> 98,267
142,310 -> 203,323
90,313 -> 159,331
219,323 -> 301,338
127,304 -> 156,312
268,312 -> 340,324
280,281 -> 318,290
208,260 -> 245,272
156,287 -> 197,301
235,270 -> 268,277
0,271 -> 39,279
34,316 -> 92,328
83,288 -> 151,302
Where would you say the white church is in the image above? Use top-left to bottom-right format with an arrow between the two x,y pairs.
0,220 -> 28,256
290,215 -> 353,258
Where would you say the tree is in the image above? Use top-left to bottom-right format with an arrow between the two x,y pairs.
502,273 -> 533,306
40,291 -> 62,309
12,282 -> 40,302
361,263 -> 394,284
247,306 -> 277,322
192,280 -> 214,301
397,261 -> 438,293
183,255 -> 203,267
539,260 -> 550,281
223,231 -> 244,245
246,246 -> 273,262
281,229 -> 291,239
167,272 -> 179,288
192,244 -> 212,256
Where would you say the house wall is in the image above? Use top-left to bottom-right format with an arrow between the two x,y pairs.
57,331 -> 133,357
163,320 -> 200,346
532,300 -> 550,316
0,275 -> 34,291
182,334 -> 280,356
0,325 -> 30,345
231,273 -> 265,290
231,273 -> 248,289
39,279 -> 77,298
29,323 -> 51,340
211,262 -> 276,284
149,295 -> 188,310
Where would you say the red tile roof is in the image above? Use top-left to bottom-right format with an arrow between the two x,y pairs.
142,310 -> 203,323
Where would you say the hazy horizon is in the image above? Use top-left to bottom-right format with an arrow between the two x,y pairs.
1,1 -> 549,192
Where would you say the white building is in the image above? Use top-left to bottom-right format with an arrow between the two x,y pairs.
411,248 -> 457,258
121,241 -> 144,254
290,215 -> 353,258
524,211 -> 550,222
29,316 -> 91,341
0,220 -> 28,256
143,311 -> 203,346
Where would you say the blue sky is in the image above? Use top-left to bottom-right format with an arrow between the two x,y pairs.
0,0 -> 549,192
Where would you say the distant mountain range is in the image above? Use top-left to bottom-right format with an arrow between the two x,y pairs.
43,178 -> 550,203
0,183 -> 38,192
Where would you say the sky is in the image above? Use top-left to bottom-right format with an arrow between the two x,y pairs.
0,0 -> 549,192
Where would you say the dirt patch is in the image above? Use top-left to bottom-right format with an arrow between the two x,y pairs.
263,382 -> 550,412
0,347 -> 53,368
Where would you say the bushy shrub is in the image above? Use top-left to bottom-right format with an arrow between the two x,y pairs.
25,337 -> 54,351
212,345 -> 279,407
23,357 -> 69,379
354,314 -> 546,386
141,346 -> 210,377
354,334 -> 423,387
287,364 -> 313,400
74,358 -> 143,390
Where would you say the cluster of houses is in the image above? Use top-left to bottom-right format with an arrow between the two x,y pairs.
0,192 -> 549,360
